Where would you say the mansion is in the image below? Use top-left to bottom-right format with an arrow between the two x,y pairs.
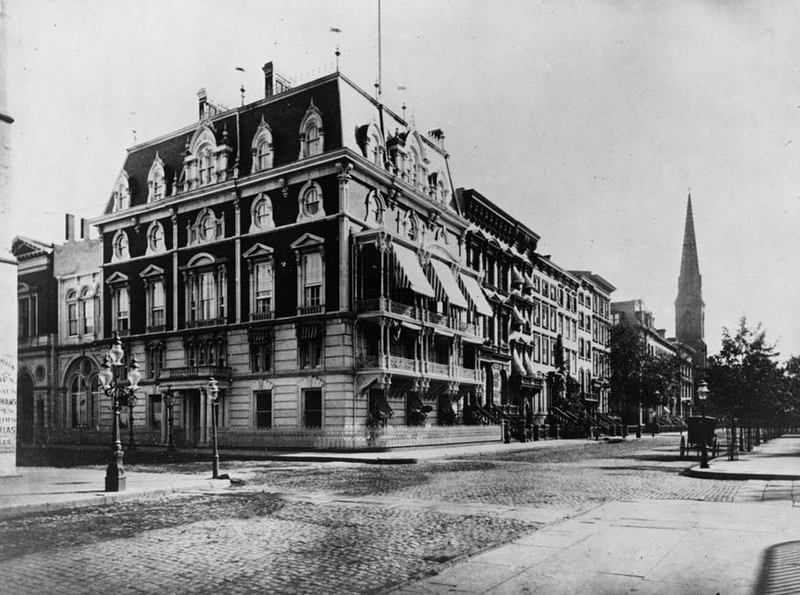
15,63 -> 618,450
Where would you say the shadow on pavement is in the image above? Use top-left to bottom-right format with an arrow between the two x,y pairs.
754,540 -> 800,595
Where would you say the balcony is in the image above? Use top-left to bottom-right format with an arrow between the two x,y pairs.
298,304 -> 325,316
187,318 -> 225,329
160,365 -> 232,381
251,311 -> 274,321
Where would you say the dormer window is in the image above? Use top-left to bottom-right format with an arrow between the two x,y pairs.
112,230 -> 130,262
198,145 -> 216,185
296,181 -> 325,222
147,153 -> 166,202
146,221 -> 166,255
298,100 -> 325,159
249,194 -> 274,233
110,170 -> 131,213
250,117 -> 274,173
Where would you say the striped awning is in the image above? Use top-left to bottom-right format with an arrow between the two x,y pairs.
248,327 -> 273,344
459,274 -> 494,316
512,266 -> 525,285
297,323 -> 322,339
430,259 -> 469,309
512,350 -> 526,376
523,352 -> 537,376
392,243 -> 436,298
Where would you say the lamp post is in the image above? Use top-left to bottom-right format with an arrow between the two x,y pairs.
698,380 -> 710,469
162,385 -> 176,454
208,377 -> 221,479
127,393 -> 138,450
98,332 -> 141,492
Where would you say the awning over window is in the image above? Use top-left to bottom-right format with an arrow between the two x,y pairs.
248,327 -> 273,344
297,323 -> 322,339
430,259 -> 469,309
512,266 -> 525,285
392,243 -> 436,298
459,273 -> 494,316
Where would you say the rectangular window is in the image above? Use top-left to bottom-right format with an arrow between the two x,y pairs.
250,342 -> 273,372
149,394 -> 162,430
114,287 -> 129,332
19,297 -> 30,338
254,261 -> 273,318
200,271 -> 217,320
302,252 -> 323,309
533,300 -> 541,326
541,304 -> 549,330
551,309 -> 556,331
303,389 -> 322,428
542,337 -> 550,365
151,281 -> 165,328
255,390 -> 272,428
533,333 -> 541,363
299,336 -> 322,369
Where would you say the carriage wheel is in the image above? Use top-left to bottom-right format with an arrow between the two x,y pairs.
679,436 -> 686,459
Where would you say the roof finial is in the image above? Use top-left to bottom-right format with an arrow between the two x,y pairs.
330,27 -> 342,73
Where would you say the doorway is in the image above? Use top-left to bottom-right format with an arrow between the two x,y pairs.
182,389 -> 202,446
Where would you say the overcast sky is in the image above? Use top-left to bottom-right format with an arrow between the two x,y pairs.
5,0 -> 799,359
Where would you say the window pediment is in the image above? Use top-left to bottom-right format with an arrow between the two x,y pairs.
139,264 -> 166,280
105,271 -> 129,286
243,243 -> 274,259
147,153 -> 166,202
251,117 -> 274,173
299,99 -> 324,159
290,233 -> 324,251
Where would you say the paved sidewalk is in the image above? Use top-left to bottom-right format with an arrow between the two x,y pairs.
392,498 -> 800,595
0,466 -> 230,519
688,433 -> 800,480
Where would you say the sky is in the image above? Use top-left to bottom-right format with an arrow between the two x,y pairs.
4,0 -> 800,360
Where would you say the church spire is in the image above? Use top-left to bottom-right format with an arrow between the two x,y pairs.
675,191 -> 707,369
679,192 -> 701,286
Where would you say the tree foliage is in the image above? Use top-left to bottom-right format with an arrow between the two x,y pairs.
706,317 -> 789,424
609,324 -> 683,419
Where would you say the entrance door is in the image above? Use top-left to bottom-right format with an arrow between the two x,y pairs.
17,373 -> 34,444
182,390 -> 202,446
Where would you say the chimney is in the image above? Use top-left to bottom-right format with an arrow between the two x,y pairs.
197,87 -> 207,119
65,214 -> 75,242
80,218 -> 90,240
263,62 -> 274,98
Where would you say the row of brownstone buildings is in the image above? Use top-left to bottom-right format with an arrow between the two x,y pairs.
14,63 -> 705,450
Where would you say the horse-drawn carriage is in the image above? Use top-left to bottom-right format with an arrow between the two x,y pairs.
680,415 -> 719,459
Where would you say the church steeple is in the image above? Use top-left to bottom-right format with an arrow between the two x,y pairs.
675,192 -> 707,369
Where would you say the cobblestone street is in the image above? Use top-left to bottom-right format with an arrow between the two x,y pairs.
1,436 -> 793,594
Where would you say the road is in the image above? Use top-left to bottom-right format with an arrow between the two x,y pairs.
0,435 -> 786,594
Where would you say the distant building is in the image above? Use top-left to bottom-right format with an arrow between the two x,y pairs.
675,193 -> 707,372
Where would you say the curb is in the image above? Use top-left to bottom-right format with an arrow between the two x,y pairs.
0,478 -> 231,520
685,467 -> 800,481
258,454 -> 419,465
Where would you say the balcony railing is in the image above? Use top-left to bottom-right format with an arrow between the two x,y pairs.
251,311 -> 274,321
160,365 -> 232,380
187,318 -> 225,329
388,355 -> 416,371
298,304 -> 325,315
427,362 -> 450,376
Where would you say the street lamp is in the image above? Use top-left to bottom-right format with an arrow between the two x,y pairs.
98,332 -> 141,492
697,380 -> 710,469
208,377 -> 221,479
160,385 -> 176,454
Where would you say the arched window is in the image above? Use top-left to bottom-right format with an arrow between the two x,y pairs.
249,194 -> 274,232
67,358 -> 99,428
188,208 -> 224,245
18,282 -> 38,339
80,286 -> 95,335
146,221 -> 166,255
147,153 -> 166,202
296,181 -> 325,222
198,145 -> 216,186
110,170 -> 130,213
112,230 -> 130,262
298,100 -> 324,159
364,191 -> 385,225
250,117 -> 274,173
66,289 -> 78,336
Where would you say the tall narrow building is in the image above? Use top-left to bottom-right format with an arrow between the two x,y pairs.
675,193 -> 707,371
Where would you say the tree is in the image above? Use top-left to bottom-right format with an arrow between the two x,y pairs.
707,318 -> 783,425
